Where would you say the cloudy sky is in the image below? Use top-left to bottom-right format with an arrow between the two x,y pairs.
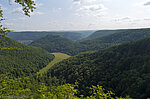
0,0 -> 150,31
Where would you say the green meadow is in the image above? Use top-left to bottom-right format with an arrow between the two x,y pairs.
37,53 -> 70,75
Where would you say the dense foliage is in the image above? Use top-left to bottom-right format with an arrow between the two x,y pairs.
0,37 -> 54,77
46,37 -> 150,99
1,1 -> 150,98
0,74 -> 129,99
30,28 -> 150,56
29,35 -> 83,55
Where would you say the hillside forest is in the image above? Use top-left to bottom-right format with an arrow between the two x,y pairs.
1,28 -> 150,98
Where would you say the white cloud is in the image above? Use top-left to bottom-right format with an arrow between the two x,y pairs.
36,3 -> 44,7
7,17 -> 28,21
10,7 -> 44,16
0,4 -> 7,10
83,0 -> 99,3
114,16 -> 136,23
144,1 -> 150,6
73,0 -> 104,5
75,4 -> 107,17
144,18 -> 150,20
58,8 -> 62,10
9,0 -> 15,3
10,7 -> 24,14
30,11 -> 44,16
73,0 -> 81,5
5,22 -> 14,27
88,23 -> 95,27
136,0 -> 150,7
116,17 -> 131,21
79,4 -> 106,12
113,16 -> 150,23
75,13 -> 83,17
52,8 -> 62,13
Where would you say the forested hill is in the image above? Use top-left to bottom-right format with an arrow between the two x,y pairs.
84,29 -> 126,40
0,37 -> 54,77
46,37 -> 150,99
30,28 -> 150,56
79,28 -> 150,50
29,35 -> 81,55
7,31 -> 84,42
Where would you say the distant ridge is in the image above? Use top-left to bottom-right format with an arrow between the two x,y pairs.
7,31 -> 91,42
30,28 -> 150,55
84,29 -> 127,40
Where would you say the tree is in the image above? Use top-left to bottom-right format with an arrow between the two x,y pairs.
0,0 -> 36,49
0,9 -> 10,41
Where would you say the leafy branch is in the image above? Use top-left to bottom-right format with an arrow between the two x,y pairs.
14,0 -> 36,16
0,0 -> 36,50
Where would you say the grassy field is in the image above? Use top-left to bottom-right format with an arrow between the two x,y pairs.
37,53 -> 71,75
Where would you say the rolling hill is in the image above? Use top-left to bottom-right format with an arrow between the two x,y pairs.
46,37 -> 150,99
79,28 -> 150,51
0,37 -> 54,77
84,29 -> 126,40
29,35 -> 81,55
7,31 -> 85,44
30,28 -> 150,56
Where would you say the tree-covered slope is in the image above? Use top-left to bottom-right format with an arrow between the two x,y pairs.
29,35 -> 82,55
79,28 -> 150,51
30,28 -> 150,56
47,37 -> 150,99
0,37 -> 54,77
84,29 -> 126,40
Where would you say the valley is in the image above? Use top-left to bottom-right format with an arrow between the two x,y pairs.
1,28 -> 150,98
1,0 -> 150,98
30,28 -> 150,56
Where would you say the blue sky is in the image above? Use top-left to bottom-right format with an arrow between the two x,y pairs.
0,0 -> 150,31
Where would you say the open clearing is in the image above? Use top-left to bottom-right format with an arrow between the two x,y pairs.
37,53 -> 70,75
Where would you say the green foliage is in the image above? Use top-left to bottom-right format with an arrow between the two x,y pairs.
0,37 -> 54,77
46,37 -> 150,98
0,74 -> 121,99
87,85 -> 114,99
0,74 -> 77,99
30,28 -> 150,56
0,9 -> 11,42
14,0 -> 36,16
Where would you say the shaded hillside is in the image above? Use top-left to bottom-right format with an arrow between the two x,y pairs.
85,29 -> 126,40
30,28 -> 150,56
79,28 -> 150,51
29,35 -> 82,55
47,37 -> 150,99
0,37 -> 54,77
